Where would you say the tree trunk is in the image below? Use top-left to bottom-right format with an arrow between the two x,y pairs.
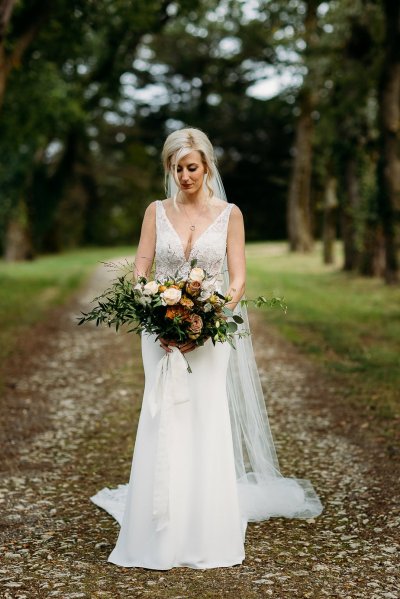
322,176 -> 338,264
0,0 -> 51,109
359,220 -> 386,277
287,95 -> 315,252
0,0 -> 17,107
287,0 -> 319,252
4,199 -> 34,261
341,157 -> 362,271
376,0 -> 400,284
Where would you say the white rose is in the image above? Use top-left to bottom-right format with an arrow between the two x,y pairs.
199,288 -> 213,301
134,282 -> 143,292
201,279 -> 215,291
161,287 -> 182,305
189,267 -> 205,282
199,279 -> 215,301
143,281 -> 159,295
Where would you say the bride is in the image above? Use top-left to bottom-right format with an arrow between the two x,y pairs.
90,127 -> 323,570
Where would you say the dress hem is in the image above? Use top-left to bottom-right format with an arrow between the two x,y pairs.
107,556 -> 245,570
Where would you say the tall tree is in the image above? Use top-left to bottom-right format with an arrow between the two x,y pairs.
0,0 -> 180,259
287,0 -> 322,252
376,0 -> 400,283
0,0 -> 52,109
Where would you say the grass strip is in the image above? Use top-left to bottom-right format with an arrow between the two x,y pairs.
246,241 -> 400,428
0,246 -> 135,365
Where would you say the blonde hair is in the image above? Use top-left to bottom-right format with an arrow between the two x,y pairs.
161,127 -> 217,199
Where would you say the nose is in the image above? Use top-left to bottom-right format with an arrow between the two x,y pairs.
180,168 -> 190,182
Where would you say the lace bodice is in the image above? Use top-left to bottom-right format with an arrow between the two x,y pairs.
155,199 -> 234,282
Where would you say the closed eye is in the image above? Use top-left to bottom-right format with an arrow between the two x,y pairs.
177,166 -> 198,172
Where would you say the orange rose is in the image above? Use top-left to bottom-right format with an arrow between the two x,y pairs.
165,305 -> 190,320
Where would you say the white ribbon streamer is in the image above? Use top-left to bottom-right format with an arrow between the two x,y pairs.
148,346 -> 190,531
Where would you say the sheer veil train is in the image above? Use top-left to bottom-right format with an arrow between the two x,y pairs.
167,169 -> 323,522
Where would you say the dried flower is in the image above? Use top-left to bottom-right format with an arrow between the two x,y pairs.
180,295 -> 194,309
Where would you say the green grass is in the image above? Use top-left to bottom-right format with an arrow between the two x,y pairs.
0,246 -> 135,365
246,241 -> 400,425
2,242 -> 399,431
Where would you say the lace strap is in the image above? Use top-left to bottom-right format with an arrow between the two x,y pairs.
223,203 -> 234,225
155,200 -> 165,235
214,202 -> 234,235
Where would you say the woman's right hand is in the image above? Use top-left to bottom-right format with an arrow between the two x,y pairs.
159,337 -> 196,354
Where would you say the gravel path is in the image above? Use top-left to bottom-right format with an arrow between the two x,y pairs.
0,261 -> 398,598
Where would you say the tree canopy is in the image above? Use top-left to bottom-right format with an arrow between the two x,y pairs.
0,0 -> 399,282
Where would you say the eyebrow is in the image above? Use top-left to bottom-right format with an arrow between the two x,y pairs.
176,162 -> 199,167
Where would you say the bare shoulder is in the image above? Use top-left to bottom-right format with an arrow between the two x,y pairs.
227,203 -> 244,241
229,203 -> 244,220
139,202 -> 157,233
143,200 -> 158,218
143,201 -> 157,223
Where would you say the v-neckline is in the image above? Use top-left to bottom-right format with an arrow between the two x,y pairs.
159,200 -> 230,262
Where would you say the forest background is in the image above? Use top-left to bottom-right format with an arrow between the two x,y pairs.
0,0 -> 399,284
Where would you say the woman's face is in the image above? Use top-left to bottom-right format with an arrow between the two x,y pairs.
174,150 -> 206,195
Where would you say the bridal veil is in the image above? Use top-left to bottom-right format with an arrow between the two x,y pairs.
167,167 -> 323,521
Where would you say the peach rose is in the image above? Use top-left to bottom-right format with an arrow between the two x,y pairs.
143,280 -> 159,295
186,280 -> 201,297
161,287 -> 182,305
187,313 -> 203,339
189,267 -> 205,282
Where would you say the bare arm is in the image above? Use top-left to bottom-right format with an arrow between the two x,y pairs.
226,204 -> 246,310
134,201 -> 156,280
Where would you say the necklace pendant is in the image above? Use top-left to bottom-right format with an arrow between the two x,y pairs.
190,225 -> 196,231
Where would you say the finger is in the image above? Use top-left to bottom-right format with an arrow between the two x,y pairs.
178,342 -> 191,350
182,345 -> 196,354
181,342 -> 196,351
159,341 -> 171,352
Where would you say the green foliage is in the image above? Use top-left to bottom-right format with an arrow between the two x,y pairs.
77,263 -> 252,352
246,241 -> 400,422
0,0 -> 397,276
0,0 -> 192,253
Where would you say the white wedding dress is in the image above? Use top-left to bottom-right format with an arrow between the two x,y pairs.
90,199 -> 323,570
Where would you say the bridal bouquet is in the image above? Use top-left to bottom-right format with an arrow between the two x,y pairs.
77,260 -> 285,366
